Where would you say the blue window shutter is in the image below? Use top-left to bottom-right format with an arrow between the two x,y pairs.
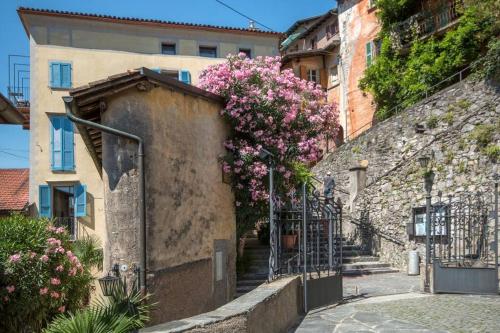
62,117 -> 74,170
179,70 -> 191,84
39,185 -> 51,218
50,63 -> 61,88
50,116 -> 63,170
75,184 -> 87,217
61,63 -> 72,88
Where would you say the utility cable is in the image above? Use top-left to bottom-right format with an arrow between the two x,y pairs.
0,150 -> 29,160
214,0 -> 276,32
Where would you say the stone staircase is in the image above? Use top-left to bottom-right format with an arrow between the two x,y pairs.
235,233 -> 269,298
341,239 -> 398,276
235,235 -> 397,298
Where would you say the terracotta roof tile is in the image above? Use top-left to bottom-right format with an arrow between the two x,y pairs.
18,7 -> 282,36
0,169 -> 29,211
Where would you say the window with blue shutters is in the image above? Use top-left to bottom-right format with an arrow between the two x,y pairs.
50,62 -> 72,89
50,115 -> 74,171
39,185 -> 51,218
179,70 -> 191,85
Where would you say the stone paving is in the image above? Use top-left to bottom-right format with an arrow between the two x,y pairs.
293,273 -> 500,333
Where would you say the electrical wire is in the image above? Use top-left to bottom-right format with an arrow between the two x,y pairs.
214,0 -> 276,32
0,150 -> 29,160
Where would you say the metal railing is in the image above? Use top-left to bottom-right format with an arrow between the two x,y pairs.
7,86 -> 30,107
350,212 -> 405,249
348,62 -> 473,140
53,216 -> 78,240
394,0 -> 461,46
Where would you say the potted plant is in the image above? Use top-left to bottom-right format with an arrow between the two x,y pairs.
282,228 -> 297,250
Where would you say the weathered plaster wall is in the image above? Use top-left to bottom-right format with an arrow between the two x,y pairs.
27,14 -> 280,58
314,80 -> 499,269
101,87 -> 236,323
338,0 -> 380,138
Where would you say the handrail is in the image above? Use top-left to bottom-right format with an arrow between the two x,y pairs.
310,175 -> 349,195
348,58 -> 476,140
350,216 -> 405,247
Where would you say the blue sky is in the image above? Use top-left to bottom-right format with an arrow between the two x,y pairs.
0,0 -> 335,168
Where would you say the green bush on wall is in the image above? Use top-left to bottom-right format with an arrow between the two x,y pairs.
359,0 -> 499,121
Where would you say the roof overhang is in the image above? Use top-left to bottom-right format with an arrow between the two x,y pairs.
67,68 -> 224,173
0,93 -> 25,125
281,42 -> 339,64
17,7 -> 283,39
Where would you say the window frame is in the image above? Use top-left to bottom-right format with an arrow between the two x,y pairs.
199,45 -> 218,58
329,65 -> 339,85
307,69 -> 319,83
161,43 -> 177,55
238,48 -> 252,59
49,115 -> 75,172
49,61 -> 72,89
310,36 -> 317,50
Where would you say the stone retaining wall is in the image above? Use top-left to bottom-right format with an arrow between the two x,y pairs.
141,276 -> 303,333
314,80 -> 499,269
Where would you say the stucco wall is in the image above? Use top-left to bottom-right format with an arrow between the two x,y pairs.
26,14 -> 279,58
101,86 -> 236,323
314,79 -> 499,269
338,0 -> 380,138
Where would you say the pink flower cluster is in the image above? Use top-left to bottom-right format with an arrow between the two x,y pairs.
199,54 -> 339,205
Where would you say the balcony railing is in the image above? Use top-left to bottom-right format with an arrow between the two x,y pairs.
394,0 -> 461,47
53,216 -> 78,240
7,86 -> 30,107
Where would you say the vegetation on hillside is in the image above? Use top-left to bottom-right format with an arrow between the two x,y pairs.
359,0 -> 499,120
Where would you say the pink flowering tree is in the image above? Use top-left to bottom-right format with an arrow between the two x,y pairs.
0,214 -> 101,332
199,54 -> 339,235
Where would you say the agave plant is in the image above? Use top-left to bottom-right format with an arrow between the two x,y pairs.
72,235 -> 104,271
43,287 -> 151,333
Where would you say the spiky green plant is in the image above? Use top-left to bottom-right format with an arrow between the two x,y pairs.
43,287 -> 151,333
72,235 -> 104,271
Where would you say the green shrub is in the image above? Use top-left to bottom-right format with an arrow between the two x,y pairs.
426,115 -> 439,129
0,215 -> 101,332
483,145 -> 500,161
456,99 -> 472,110
442,112 -> 454,126
469,124 -> 496,147
359,1 -> 498,120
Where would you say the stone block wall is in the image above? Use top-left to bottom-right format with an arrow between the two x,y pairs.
314,79 -> 499,269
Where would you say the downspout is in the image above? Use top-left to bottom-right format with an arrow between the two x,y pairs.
62,96 -> 147,295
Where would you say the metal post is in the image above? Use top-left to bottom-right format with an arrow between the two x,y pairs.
494,174 -> 499,285
302,182 -> 308,313
268,163 -> 275,282
425,190 -> 432,263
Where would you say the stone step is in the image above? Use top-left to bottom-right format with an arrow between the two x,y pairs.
342,250 -> 372,257
342,256 -> 380,263
342,262 -> 390,270
343,267 -> 399,276
239,272 -> 268,281
236,285 -> 260,294
236,279 -> 266,287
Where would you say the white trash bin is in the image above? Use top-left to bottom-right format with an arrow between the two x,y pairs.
408,250 -> 420,275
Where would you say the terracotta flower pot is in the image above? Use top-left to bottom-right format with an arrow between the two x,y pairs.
282,234 -> 297,250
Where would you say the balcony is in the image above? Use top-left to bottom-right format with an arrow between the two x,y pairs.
393,0 -> 461,48
8,55 -> 30,108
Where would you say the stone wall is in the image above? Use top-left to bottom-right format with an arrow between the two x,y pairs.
141,276 -> 303,333
314,79 -> 499,269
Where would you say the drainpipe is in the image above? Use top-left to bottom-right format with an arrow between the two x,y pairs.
62,96 -> 147,295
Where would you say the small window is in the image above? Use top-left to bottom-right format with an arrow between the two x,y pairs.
199,46 -> 217,58
366,41 -> 374,67
49,62 -> 72,89
239,48 -> 252,59
310,36 -> 317,50
307,69 -> 319,83
329,66 -> 339,84
161,43 -> 176,55
326,23 -> 338,39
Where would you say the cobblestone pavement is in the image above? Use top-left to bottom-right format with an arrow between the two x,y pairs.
343,273 -> 420,298
293,274 -> 500,333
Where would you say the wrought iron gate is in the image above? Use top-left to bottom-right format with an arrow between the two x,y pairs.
428,182 -> 499,294
269,183 -> 343,311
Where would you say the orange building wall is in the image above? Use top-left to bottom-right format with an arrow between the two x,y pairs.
338,0 -> 380,138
